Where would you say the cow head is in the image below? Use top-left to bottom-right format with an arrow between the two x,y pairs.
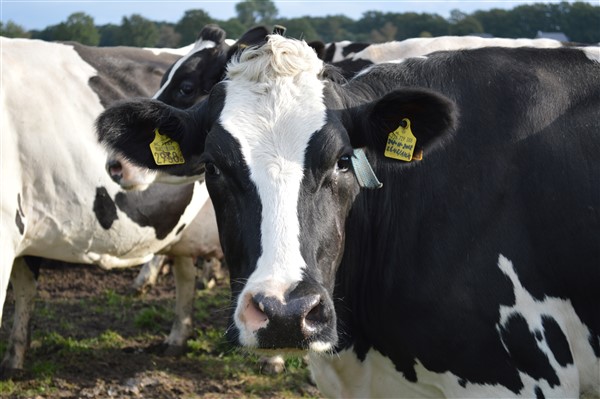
97,35 -> 457,353
154,24 -> 269,109
104,24 -> 270,190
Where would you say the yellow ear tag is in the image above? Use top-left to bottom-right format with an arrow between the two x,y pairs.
384,118 -> 417,161
149,128 -> 185,165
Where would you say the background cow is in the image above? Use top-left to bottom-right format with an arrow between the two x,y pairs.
0,37 -> 222,374
97,37 -> 600,398
111,24 -> 269,296
140,30 -> 568,112
102,23 -> 289,374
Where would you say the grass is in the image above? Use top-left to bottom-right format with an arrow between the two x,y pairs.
0,278 -> 322,398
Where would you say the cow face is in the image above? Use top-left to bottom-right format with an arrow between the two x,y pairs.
96,35 -> 456,354
103,24 -> 270,189
154,25 -> 269,109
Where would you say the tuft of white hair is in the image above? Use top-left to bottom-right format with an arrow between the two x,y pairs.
226,34 -> 324,83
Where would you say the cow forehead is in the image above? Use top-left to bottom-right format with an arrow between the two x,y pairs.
218,36 -> 328,175
216,36 -> 328,290
153,39 -> 218,99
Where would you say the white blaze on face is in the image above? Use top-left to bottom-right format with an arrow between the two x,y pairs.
152,39 -> 217,99
219,37 -> 327,343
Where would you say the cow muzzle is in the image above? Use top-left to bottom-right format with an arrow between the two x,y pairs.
105,155 -> 158,191
236,287 -> 336,352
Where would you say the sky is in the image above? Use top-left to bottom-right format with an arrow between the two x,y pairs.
0,0 -> 592,31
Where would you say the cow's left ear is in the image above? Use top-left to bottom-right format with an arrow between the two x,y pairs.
352,88 -> 458,160
227,26 -> 270,57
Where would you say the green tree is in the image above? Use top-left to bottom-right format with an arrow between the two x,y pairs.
370,21 -> 397,42
157,24 -> 182,48
278,17 -> 319,42
119,14 -> 159,47
310,15 -> 357,42
473,9 -> 514,37
560,1 -> 600,43
391,12 -> 450,40
175,9 -> 214,44
449,16 -> 484,35
235,0 -> 278,27
219,18 -> 247,39
0,20 -> 31,38
53,12 -> 100,45
356,11 -> 388,39
98,23 -> 121,46
509,3 -> 560,38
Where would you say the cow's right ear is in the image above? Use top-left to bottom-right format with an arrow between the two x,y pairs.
96,98 -> 208,172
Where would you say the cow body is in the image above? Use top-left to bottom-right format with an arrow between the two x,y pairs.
0,37 -> 221,372
97,38 -> 600,397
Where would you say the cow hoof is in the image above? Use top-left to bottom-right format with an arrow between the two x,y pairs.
0,366 -> 27,381
129,283 -> 151,296
259,355 -> 285,374
162,344 -> 187,357
144,342 -> 187,357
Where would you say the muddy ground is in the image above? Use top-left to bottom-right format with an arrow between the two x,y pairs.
0,261 -> 322,398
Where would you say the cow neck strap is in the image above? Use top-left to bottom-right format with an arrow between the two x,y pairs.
352,148 -> 383,189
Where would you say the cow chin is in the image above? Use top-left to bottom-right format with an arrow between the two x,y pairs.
154,172 -> 206,186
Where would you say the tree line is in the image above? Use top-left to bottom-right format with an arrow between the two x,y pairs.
2,0 -> 599,46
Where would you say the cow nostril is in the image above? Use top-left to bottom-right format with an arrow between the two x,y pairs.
107,160 -> 123,182
304,298 -> 327,332
242,295 -> 269,332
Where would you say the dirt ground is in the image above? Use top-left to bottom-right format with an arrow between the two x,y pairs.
0,261 -> 321,399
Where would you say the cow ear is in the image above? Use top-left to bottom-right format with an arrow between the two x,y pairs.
353,88 -> 458,161
227,26 -> 270,57
96,98 -> 208,172
197,24 -> 226,45
308,40 -> 326,59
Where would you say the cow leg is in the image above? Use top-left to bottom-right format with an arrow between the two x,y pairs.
163,255 -> 196,356
259,354 -> 286,374
1,257 -> 37,374
131,255 -> 167,295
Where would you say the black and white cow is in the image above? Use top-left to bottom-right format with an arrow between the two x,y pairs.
0,37 -> 226,374
103,23 -> 267,287
152,24 -> 269,110
147,33 -> 569,110
328,36 -> 569,78
309,39 -> 371,62
97,37 -> 600,397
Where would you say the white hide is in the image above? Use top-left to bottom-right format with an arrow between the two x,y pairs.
0,38 -> 209,368
350,36 -> 564,64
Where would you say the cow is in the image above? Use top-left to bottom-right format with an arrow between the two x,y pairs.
101,23 -> 290,373
0,37 -> 224,374
308,39 -> 371,63
152,24 -> 270,110
97,36 -> 600,397
327,36 -> 569,78
146,33 -> 570,112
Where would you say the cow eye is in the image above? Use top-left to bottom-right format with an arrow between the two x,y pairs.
204,162 -> 221,177
336,155 -> 352,172
178,81 -> 195,96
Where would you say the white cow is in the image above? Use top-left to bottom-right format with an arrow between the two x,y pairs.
0,37 -> 221,373
323,36 -> 566,78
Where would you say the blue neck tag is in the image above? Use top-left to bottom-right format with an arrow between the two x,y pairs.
351,148 -> 383,189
